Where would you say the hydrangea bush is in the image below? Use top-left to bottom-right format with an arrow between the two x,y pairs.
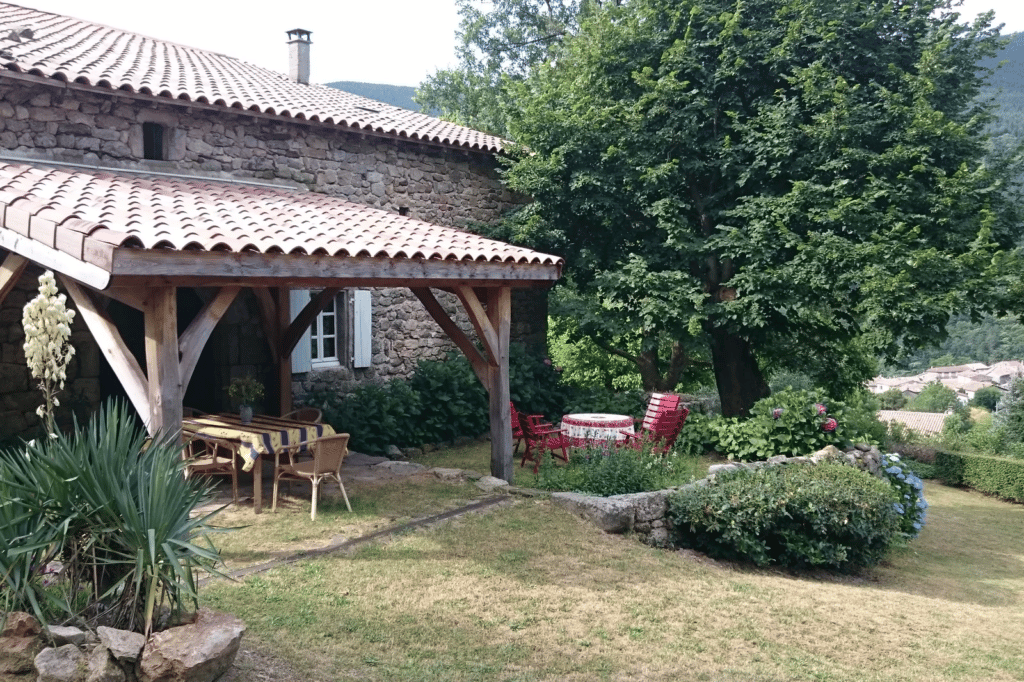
22,270 -> 76,433
881,454 -> 928,538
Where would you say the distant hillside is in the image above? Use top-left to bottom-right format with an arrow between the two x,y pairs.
980,32 -> 1024,138
324,81 -> 427,113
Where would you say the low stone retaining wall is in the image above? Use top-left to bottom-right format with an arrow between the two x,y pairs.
0,608 -> 244,682
551,444 -> 888,545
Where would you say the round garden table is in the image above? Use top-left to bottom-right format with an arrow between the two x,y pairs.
561,413 -> 635,447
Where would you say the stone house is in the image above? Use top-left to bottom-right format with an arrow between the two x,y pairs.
0,2 -> 559,465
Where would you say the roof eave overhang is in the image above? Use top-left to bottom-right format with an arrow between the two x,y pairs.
106,249 -> 562,289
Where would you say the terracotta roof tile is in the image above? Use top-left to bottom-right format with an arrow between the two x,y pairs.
0,162 -> 561,272
0,3 -> 506,153
877,410 -> 949,436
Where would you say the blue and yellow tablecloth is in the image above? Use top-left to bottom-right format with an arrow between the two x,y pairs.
182,413 -> 335,472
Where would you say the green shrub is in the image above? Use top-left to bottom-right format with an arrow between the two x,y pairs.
409,354 -> 488,444
707,389 -> 879,462
908,381 -> 959,413
934,450 -> 1024,502
668,463 -> 902,571
508,344 -> 574,421
901,459 -> 940,480
0,400 -> 224,634
535,443 -> 700,496
562,387 -> 647,418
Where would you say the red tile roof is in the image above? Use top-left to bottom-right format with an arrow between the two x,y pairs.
0,162 -> 561,277
0,2 -> 506,153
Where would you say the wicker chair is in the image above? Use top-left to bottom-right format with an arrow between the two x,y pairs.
182,436 -> 239,503
272,433 -> 351,520
282,406 -> 323,423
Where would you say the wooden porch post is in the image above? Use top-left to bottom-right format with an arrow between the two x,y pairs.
486,287 -> 513,483
275,287 -> 293,417
144,286 -> 182,434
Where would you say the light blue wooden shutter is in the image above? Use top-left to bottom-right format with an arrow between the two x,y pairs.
289,289 -> 312,373
353,289 -> 372,368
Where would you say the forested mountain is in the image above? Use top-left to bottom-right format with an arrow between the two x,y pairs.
323,81 -> 422,111
980,32 -> 1024,139
885,315 -> 1024,374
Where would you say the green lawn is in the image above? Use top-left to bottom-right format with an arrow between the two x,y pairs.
201,443 -> 1024,681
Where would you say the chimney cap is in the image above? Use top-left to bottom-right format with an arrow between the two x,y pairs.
286,29 -> 312,42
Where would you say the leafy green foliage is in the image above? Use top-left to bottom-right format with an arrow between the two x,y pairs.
908,381 -> 960,413
935,450 -> 1024,501
997,377 -> 1024,444
668,463 -> 902,571
970,386 -> 1003,411
306,345 -> 572,454
707,389 -> 878,461
879,388 -> 908,410
501,0 -> 1022,416
535,442 -> 700,496
0,400 -> 224,634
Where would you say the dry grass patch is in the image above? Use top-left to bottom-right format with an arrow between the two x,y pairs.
200,444 -> 1024,681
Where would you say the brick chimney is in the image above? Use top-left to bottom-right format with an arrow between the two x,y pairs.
286,29 -> 311,84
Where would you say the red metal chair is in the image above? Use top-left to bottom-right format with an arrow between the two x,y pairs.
620,407 -> 688,454
519,415 -> 571,474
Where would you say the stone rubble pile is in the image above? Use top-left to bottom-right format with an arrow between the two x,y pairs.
0,609 -> 244,682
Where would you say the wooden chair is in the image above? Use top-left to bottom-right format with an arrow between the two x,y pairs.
282,406 -> 323,423
510,402 -> 538,454
636,393 -> 682,432
620,408 -> 688,454
272,433 -> 352,520
519,415 -> 571,474
182,436 -> 239,503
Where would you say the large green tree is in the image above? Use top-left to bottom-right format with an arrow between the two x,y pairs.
500,0 -> 1023,416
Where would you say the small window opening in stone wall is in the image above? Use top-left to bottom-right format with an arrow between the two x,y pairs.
142,122 -> 166,160
398,206 -> 409,217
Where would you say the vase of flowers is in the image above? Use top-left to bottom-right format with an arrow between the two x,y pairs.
228,376 -> 264,424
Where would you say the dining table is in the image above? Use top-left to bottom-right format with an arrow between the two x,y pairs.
181,412 -> 335,513
561,413 -> 635,447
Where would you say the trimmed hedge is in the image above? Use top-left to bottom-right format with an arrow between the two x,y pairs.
934,450 -> 1024,502
667,462 -> 902,572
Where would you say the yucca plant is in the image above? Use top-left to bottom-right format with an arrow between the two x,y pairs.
0,400 -> 229,635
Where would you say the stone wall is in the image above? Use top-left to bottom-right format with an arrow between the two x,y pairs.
0,266 -> 100,442
0,80 -> 551,425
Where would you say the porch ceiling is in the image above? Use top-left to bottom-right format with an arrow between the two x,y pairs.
0,162 -> 563,290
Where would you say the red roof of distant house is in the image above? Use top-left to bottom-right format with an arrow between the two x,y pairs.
0,2 -> 506,153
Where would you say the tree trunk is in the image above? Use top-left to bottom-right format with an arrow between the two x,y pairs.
708,327 -> 770,417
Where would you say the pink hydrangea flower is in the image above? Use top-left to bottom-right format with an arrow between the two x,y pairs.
822,417 -> 838,432
772,408 -> 784,419
815,403 -> 827,415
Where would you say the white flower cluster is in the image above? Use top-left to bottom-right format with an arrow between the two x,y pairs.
22,270 -> 76,427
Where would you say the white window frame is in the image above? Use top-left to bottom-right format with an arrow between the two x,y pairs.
290,288 -> 372,373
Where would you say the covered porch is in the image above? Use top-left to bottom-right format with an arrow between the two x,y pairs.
0,161 -> 562,481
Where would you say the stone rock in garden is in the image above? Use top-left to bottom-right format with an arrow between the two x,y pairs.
401,447 -> 423,459
707,463 -> 739,475
96,627 -> 145,664
86,646 -> 125,682
615,490 -> 671,525
767,455 -> 788,464
475,475 -> 509,492
138,609 -> 245,682
373,460 -> 426,476
34,644 -> 85,682
551,492 -> 634,533
461,469 -> 484,481
430,467 -> 464,481
386,444 -> 403,459
0,611 -> 44,674
809,445 -> 843,463
421,443 -> 438,453
854,443 -> 873,452
47,626 -> 87,647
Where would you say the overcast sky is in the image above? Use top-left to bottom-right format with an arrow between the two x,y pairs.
17,0 -> 1024,88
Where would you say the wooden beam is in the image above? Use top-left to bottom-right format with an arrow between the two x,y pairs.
275,287 -> 293,417
0,252 -> 28,305
59,275 -> 150,424
109,275 -> 560,289
178,285 -> 240,391
281,288 -> 340,358
144,287 -> 182,435
486,287 -> 513,482
251,288 -> 280,362
0,230 -> 110,289
455,285 -> 499,366
110,250 -> 562,285
411,287 -> 489,385
100,286 -> 150,311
